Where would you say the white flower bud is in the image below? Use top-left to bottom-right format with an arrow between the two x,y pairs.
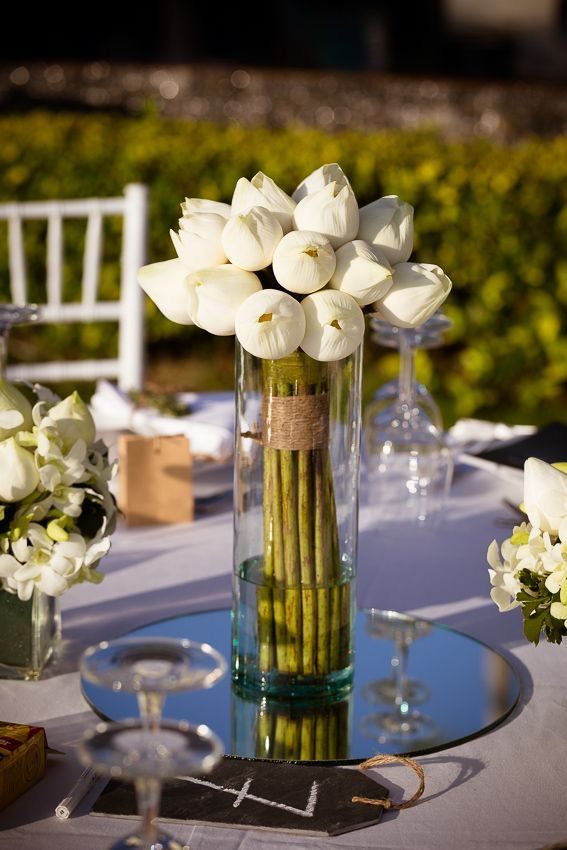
186,264 -> 262,336
138,259 -> 195,325
0,437 -> 39,502
235,289 -> 306,359
358,195 -> 414,265
170,211 -> 228,271
300,289 -> 365,362
48,391 -> 96,450
221,206 -> 283,271
272,230 -> 336,294
0,379 -> 33,440
293,182 -> 359,250
329,240 -> 393,306
524,458 -> 567,539
292,163 -> 352,203
372,262 -> 452,328
180,198 -> 231,218
232,173 -> 296,233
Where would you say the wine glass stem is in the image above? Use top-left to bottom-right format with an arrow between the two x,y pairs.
393,636 -> 410,717
398,330 -> 416,408
135,775 -> 162,849
137,691 -> 165,733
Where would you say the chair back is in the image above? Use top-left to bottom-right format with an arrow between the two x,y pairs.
0,183 -> 148,391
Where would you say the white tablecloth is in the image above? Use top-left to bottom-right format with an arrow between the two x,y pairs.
1,463 -> 565,850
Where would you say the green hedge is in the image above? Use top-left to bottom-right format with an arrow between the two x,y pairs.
1,111 -> 566,425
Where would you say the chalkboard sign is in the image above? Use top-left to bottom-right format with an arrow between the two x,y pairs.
92,757 -> 390,836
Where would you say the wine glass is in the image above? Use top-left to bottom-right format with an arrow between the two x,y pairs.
80,637 -> 227,731
363,314 -> 453,526
79,718 -> 223,850
0,303 -> 40,378
363,610 -> 431,706
360,611 -> 439,748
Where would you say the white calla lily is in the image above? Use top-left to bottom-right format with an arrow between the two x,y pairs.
170,211 -> 228,270
0,379 -> 33,440
372,262 -> 452,328
232,173 -> 296,233
329,240 -> 393,306
138,259 -> 194,325
48,391 -> 96,451
523,458 -> 567,539
235,289 -> 306,359
272,230 -> 336,294
222,206 -> 283,271
358,195 -> 414,265
186,265 -> 262,335
292,163 -> 352,203
0,437 -> 39,502
300,290 -> 365,362
180,198 -> 231,218
293,182 -> 359,249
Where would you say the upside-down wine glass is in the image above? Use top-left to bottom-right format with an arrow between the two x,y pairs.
80,637 -> 227,732
79,718 -> 223,850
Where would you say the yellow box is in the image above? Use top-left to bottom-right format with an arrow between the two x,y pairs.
0,722 -> 47,811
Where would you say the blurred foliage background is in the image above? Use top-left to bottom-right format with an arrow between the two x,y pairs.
1,110 -> 566,426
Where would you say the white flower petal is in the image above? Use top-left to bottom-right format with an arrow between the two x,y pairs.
292,183 -> 359,250
222,206 -> 283,271
186,265 -> 262,336
300,290 -> 365,362
292,163 -> 351,203
524,458 -> 567,537
235,289 -> 306,359
232,173 -> 296,233
372,262 -> 452,328
0,437 -> 39,502
173,211 -> 228,269
180,198 -> 231,218
272,230 -> 336,294
357,195 -> 414,265
329,240 -> 393,306
138,259 -> 195,326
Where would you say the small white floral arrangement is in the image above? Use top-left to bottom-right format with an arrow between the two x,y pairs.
488,457 -> 567,645
0,379 -> 116,601
138,163 -> 452,360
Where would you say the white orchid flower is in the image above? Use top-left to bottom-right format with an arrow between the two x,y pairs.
222,206 -> 283,271
186,264 -> 262,336
0,379 -> 33,441
523,458 -> 567,540
371,262 -> 452,328
272,230 -> 336,294
293,182 -> 359,250
358,195 -> 414,265
0,524 -> 86,599
170,211 -> 228,271
292,163 -> 352,203
48,391 -> 96,451
235,288 -> 306,359
487,537 -> 522,612
180,198 -> 231,218
329,240 -> 393,306
35,418 -> 88,491
300,290 -> 365,362
232,173 -> 296,233
138,259 -> 195,325
0,438 -> 39,502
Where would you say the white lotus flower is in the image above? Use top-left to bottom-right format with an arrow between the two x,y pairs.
185,265 -> 262,336
300,290 -> 365,362
524,458 -> 567,540
180,198 -> 231,218
272,230 -> 336,294
138,259 -> 194,325
0,378 -> 33,440
329,240 -> 393,306
232,173 -> 296,233
170,211 -> 228,270
293,182 -> 359,250
235,289 -> 306,359
292,163 -> 352,203
372,262 -> 452,328
48,391 -> 96,451
0,437 -> 39,502
222,206 -> 283,271
358,195 -> 414,265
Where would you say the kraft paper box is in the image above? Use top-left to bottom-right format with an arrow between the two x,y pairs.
118,434 -> 194,526
0,722 -> 47,811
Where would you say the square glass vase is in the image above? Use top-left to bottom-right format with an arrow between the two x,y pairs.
0,588 -> 61,680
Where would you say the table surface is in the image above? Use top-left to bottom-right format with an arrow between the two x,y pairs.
1,461 -> 564,850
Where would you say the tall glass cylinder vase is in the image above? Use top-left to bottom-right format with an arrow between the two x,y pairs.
232,341 -> 362,700
0,588 -> 61,680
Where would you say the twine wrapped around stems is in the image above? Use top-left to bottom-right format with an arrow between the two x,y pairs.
352,754 -> 425,811
262,392 -> 330,450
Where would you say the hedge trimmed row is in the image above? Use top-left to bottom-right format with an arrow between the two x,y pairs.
1,111 -> 566,425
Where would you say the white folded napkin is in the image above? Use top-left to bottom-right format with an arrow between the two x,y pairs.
90,380 -> 234,461
447,418 -> 536,455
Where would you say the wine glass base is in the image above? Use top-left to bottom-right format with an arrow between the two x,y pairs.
363,678 -> 430,706
109,830 -> 190,850
361,710 -> 439,749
